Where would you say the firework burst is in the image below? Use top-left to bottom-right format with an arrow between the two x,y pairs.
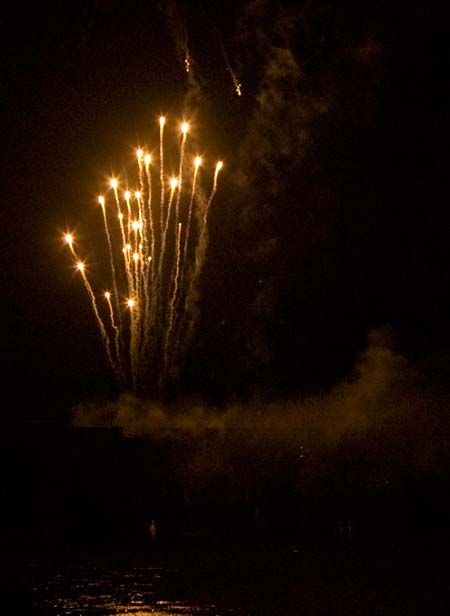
64,116 -> 223,396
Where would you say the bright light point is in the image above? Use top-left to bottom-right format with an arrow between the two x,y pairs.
104,292 -> 111,300
132,221 -> 140,231
118,213 -> 123,220
144,153 -> 151,165
133,252 -> 139,262
127,299 -> 135,309
64,233 -> 73,245
98,195 -> 105,206
110,178 -> 118,189
170,177 -> 178,190
148,256 -> 152,262
195,156 -> 202,168
124,190 -> 131,200
135,191 -> 141,199
159,116 -> 165,127
76,262 -> 84,272
126,243 -> 131,250
136,148 -> 143,160
216,161 -> 223,171
181,121 -> 189,135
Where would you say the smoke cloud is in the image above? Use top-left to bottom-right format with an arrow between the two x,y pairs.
70,327 -> 450,488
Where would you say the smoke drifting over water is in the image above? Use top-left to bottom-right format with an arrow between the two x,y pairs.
70,327 -> 450,481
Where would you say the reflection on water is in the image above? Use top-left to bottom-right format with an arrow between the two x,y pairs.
19,539 -> 449,616
25,555 -> 245,615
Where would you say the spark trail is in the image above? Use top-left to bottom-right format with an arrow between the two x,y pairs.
76,262 -> 115,371
219,36 -> 242,96
63,116 -> 223,396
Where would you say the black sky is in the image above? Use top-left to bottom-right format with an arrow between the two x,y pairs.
1,0 -> 449,414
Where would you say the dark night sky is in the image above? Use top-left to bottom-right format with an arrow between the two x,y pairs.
1,0 -> 449,415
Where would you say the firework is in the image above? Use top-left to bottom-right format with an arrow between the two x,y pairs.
219,36 -> 242,96
63,117 -> 222,396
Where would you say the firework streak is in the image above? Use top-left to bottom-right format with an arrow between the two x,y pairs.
64,117 -> 222,395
